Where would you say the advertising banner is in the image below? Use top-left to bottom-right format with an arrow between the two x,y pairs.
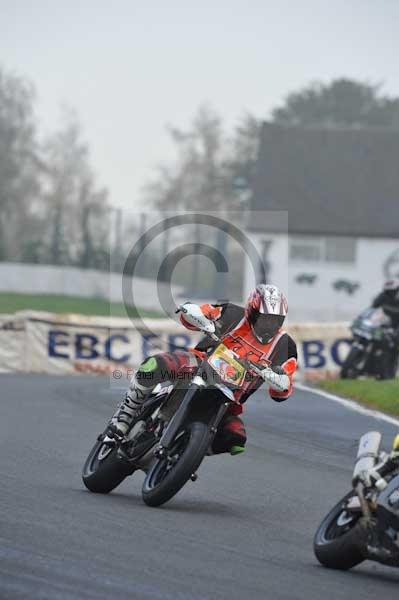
0,311 -> 351,380
0,314 -> 26,373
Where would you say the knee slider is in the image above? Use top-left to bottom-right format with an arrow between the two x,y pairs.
136,356 -> 159,389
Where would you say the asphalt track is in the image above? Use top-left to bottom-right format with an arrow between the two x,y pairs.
1,374 -> 399,600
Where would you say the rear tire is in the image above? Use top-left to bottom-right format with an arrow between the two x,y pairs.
142,421 -> 210,507
82,439 -> 134,494
314,492 -> 365,570
375,347 -> 397,380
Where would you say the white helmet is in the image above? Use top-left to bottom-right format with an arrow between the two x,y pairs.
245,284 -> 288,343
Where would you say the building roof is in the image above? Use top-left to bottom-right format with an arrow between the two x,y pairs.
249,122 -> 399,237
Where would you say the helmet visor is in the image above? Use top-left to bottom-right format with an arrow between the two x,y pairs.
249,313 -> 285,343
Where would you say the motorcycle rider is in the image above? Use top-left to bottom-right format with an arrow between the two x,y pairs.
108,284 -> 297,455
373,279 -> 399,327
372,279 -> 399,376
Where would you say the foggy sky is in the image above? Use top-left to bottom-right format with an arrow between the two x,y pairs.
1,0 -> 398,209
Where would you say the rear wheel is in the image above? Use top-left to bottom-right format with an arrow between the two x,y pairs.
82,439 -> 134,493
142,421 -> 210,507
314,492 -> 365,570
375,346 -> 397,380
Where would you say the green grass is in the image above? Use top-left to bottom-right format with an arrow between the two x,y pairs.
0,292 -> 162,318
318,379 -> 399,417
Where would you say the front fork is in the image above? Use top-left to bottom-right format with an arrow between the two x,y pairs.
156,371 -> 229,455
355,482 -> 372,520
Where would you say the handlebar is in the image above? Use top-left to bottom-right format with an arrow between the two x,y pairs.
355,451 -> 399,490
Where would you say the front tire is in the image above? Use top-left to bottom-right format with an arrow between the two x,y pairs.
82,439 -> 134,494
314,492 -> 365,570
142,421 -> 210,507
341,346 -> 364,379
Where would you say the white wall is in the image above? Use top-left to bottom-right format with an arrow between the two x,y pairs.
0,263 -> 184,312
4,235 -> 399,321
245,233 -> 399,321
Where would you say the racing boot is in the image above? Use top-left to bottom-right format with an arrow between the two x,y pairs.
108,379 -> 150,438
210,415 -> 247,456
230,445 -> 246,456
109,356 -> 163,437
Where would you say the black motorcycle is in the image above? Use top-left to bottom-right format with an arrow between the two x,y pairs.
82,306 -> 272,507
341,307 -> 397,379
314,431 -> 399,570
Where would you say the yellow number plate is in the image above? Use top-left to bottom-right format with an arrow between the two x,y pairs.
208,344 -> 246,386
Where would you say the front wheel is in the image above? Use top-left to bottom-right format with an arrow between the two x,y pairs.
142,421 -> 210,507
314,492 -> 365,570
341,346 -> 365,379
82,438 -> 134,494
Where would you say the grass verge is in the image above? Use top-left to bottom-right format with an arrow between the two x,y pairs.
318,379 -> 399,417
0,292 -> 161,318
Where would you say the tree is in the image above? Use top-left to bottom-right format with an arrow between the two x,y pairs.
0,66 -> 40,260
227,113 -> 262,203
143,105 -> 262,214
77,177 -> 109,269
144,105 -> 229,212
41,111 -> 109,268
272,78 -> 399,128
0,65 -> 111,270
142,106 -> 261,299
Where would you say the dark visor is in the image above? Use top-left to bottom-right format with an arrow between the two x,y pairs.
249,313 -> 285,341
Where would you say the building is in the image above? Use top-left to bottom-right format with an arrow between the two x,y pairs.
245,122 -> 399,321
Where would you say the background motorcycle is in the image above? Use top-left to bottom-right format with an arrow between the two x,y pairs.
314,431 -> 399,569
341,307 -> 397,379
82,305 -> 274,507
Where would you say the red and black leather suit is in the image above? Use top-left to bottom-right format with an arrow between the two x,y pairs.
137,302 -> 298,454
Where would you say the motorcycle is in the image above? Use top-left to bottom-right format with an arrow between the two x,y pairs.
82,304 -> 278,507
314,431 -> 399,570
341,307 -> 397,380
